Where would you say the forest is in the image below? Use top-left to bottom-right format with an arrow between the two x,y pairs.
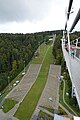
0,30 -> 80,93
0,30 -> 59,92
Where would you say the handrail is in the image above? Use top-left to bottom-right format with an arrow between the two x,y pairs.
67,0 -> 73,19
74,55 -> 80,63
62,39 -> 80,108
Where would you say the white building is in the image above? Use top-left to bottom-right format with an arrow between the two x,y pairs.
74,116 -> 80,120
54,114 -> 70,120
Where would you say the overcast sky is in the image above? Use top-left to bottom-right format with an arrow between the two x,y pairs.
0,0 -> 80,33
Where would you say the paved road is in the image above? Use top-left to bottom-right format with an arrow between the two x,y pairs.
62,79 -> 78,116
0,109 -> 18,120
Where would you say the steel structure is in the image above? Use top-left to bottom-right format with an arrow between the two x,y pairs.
62,0 -> 80,108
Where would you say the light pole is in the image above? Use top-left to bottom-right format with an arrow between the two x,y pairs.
24,60 -> 25,74
38,42 -> 40,55
22,61 -> 25,75
8,76 -> 10,90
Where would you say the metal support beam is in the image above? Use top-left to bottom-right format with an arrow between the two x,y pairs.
70,8 -> 80,32
67,0 -> 73,19
65,0 -> 73,31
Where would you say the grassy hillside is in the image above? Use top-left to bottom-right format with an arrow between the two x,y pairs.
14,44 -> 52,120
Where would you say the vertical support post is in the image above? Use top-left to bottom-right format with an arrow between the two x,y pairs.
66,12 -> 74,98
67,24 -> 71,55
63,31 -> 65,46
72,84 -> 73,97
24,61 -> 25,73
72,84 -> 75,97
76,39 -> 78,48
63,31 -> 65,39
38,42 -> 40,54
8,76 -> 10,90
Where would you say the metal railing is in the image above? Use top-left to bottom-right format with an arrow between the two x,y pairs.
62,39 -> 80,108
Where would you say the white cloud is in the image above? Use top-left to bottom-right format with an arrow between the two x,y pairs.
0,0 -> 53,23
0,0 -> 79,33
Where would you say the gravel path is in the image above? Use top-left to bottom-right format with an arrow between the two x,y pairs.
6,64 -> 41,102
38,65 -> 61,109
4,64 -> 41,118
31,64 -> 61,119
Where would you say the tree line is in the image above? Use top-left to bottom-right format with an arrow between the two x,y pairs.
0,29 -> 60,92
0,33 -> 45,91
0,30 -> 79,92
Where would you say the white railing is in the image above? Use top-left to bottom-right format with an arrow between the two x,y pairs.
62,39 -> 80,108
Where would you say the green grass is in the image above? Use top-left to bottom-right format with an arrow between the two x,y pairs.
2,98 -> 17,113
31,43 -> 48,64
39,105 -> 67,116
38,110 -> 54,120
59,79 -> 80,116
64,80 -> 80,116
59,80 -> 75,115
14,46 -> 52,120
58,107 -> 67,115
39,106 -> 54,113
0,75 -> 22,105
